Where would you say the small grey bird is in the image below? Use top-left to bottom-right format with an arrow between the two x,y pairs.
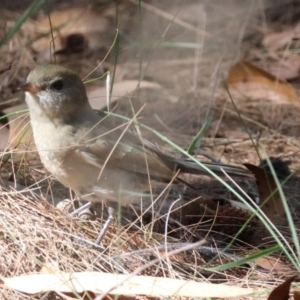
20,65 -> 250,244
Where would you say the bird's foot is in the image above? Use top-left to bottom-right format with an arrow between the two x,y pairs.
95,206 -> 116,245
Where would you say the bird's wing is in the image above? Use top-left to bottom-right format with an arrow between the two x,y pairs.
75,125 -> 176,181
73,110 -> 250,180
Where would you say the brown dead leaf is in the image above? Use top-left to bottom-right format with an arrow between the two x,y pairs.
263,30 -> 295,51
226,61 -> 299,103
31,7 -> 115,62
244,163 -> 286,226
294,291 -> 300,300
269,54 -> 300,81
254,256 -> 291,275
268,276 -> 296,300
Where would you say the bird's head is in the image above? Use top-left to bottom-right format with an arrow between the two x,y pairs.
20,65 -> 89,121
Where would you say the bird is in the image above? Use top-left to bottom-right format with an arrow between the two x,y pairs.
19,64 -> 251,244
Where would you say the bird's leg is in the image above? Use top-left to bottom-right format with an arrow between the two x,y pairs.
67,201 -> 92,218
67,200 -> 117,245
95,206 -> 116,245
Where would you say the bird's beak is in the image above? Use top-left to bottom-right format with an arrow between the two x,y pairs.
18,82 -> 40,94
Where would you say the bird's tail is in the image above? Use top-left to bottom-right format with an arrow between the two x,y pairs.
175,159 -> 251,177
144,141 -> 251,178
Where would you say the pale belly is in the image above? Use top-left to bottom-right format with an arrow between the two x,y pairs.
32,120 -> 149,206
39,145 -> 148,206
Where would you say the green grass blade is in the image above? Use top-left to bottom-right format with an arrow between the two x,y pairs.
187,117 -> 211,154
205,245 -> 281,272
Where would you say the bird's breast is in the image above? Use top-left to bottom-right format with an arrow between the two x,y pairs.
31,119 -> 74,174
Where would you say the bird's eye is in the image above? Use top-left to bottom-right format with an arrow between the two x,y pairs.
50,80 -> 63,90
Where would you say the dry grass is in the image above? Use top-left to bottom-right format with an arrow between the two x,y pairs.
0,178 -> 292,299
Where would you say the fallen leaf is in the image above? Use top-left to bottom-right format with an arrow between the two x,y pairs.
269,54 -> 300,81
294,291 -> 300,300
268,276 -> 296,300
254,256 -> 291,275
244,163 -> 287,226
30,7 -> 115,61
3,272 -> 254,297
87,80 -> 162,110
226,61 -> 299,103
263,30 -> 295,51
